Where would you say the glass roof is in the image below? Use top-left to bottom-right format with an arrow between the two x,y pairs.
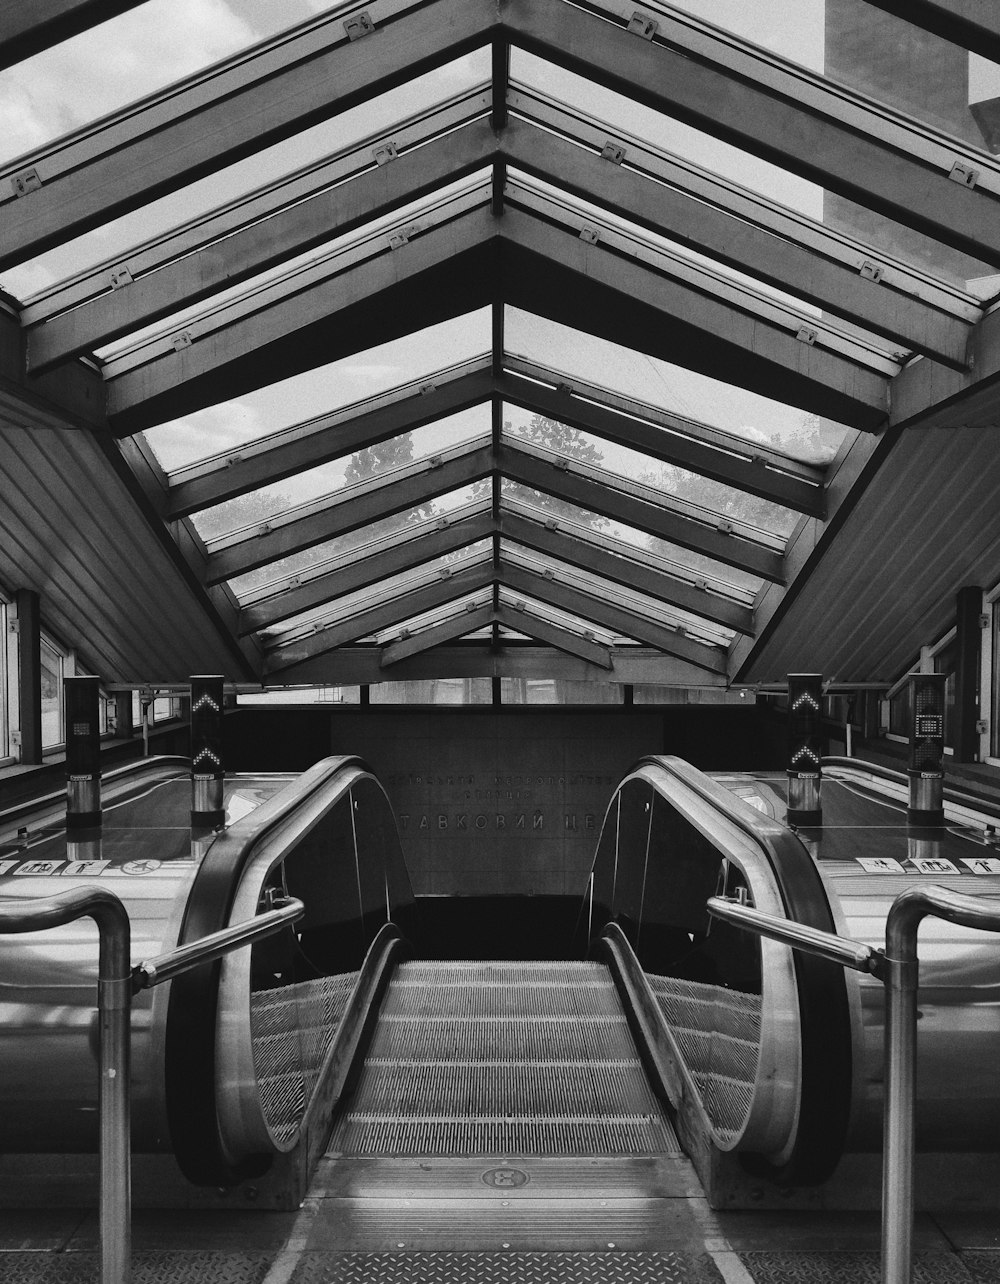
228,485 -> 487,600
503,408 -> 800,541
499,481 -> 764,596
143,311 -> 491,471
505,310 -> 851,464
191,408 -> 489,542
1,52 -> 491,300
261,541 -> 494,645
510,47 -> 1000,296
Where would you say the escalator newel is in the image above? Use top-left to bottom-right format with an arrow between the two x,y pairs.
191,674 -> 225,830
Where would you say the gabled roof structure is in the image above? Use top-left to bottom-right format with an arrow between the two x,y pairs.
2,0 -> 1000,691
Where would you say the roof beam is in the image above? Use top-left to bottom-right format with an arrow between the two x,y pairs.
499,507 -> 754,635
263,645 -> 725,687
380,603 -> 495,665
205,439 -> 494,585
500,209 -> 890,432
240,504 -> 494,634
496,368 -> 824,517
502,114 -> 972,371
167,362 -> 493,518
266,561 -> 493,672
511,0 -> 1000,267
27,117 -> 499,373
858,1 -> 1000,61
499,442 -> 785,583
0,1 -> 146,69
104,206 -> 499,435
0,0 -> 495,268
503,355 -> 823,481
497,560 -> 727,674
494,602 -> 613,669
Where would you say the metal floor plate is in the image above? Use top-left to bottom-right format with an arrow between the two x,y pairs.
737,1251 -> 978,1282
0,1253 -> 275,1283
290,1250 -> 725,1283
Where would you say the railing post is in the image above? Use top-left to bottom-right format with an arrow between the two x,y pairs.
96,897 -> 133,1284
879,950 -> 918,1284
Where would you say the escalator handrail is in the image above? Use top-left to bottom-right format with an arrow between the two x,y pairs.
0,754 -> 191,832
586,753 -> 853,1185
165,754 -> 404,1185
823,754 -> 1000,824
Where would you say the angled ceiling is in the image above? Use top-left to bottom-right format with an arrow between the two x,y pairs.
2,0 -> 1000,689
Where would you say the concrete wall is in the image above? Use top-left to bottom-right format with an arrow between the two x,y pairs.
225,705 -> 782,898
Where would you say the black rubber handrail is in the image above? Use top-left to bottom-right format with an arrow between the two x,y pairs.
587,754 -> 853,1185
0,755 -> 190,831
824,754 -> 1000,824
164,754 -> 404,1185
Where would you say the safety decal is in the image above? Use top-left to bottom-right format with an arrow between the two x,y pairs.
121,859 -> 161,876
960,857 -> 1000,875
855,857 -> 906,874
12,860 -> 64,876
61,860 -> 111,876
225,794 -> 258,825
908,857 -> 958,875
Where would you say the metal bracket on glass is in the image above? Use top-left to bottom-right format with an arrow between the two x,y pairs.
579,226 -> 600,245
10,167 -> 42,197
949,160 -> 979,188
171,331 -> 193,352
373,141 -> 398,166
601,141 -> 627,165
628,12 -> 658,39
109,265 -> 134,290
859,260 -> 885,283
796,326 -> 818,346
344,12 -> 375,40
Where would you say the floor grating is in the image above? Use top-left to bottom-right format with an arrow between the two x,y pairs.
736,1251 -> 977,1282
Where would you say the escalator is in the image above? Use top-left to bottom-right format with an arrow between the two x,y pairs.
331,960 -> 678,1158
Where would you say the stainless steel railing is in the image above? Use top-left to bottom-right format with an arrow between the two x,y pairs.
0,886 -> 304,1284
707,884 -> 1000,1284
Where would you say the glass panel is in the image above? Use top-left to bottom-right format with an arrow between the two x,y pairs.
144,312 -> 491,473
5,50 -> 490,297
260,543 -> 492,643
504,407 -> 799,540
229,485 -> 488,600
497,588 -> 620,647
511,51 -> 997,295
191,409 -> 490,542
501,483 -> 762,598
934,640 -> 958,749
505,309 -> 850,464
500,678 -> 622,705
369,679 -> 493,704
0,600 -> 9,760
633,686 -> 754,706
40,637 -> 64,749
238,687 -> 361,705
0,0 -> 318,164
499,546 -> 736,648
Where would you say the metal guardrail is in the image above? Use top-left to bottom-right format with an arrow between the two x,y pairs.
707,884 -> 1000,1284
0,887 -> 304,1284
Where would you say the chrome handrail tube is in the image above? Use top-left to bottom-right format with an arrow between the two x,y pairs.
0,887 -> 132,1284
131,897 -> 304,991
707,886 -> 1000,1284
0,889 -> 305,1284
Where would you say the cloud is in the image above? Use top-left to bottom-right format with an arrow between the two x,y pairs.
0,0 -> 257,166
144,398 -> 271,472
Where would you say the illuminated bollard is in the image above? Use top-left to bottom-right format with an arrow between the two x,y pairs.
906,672 -> 946,826
65,676 -> 102,831
786,672 -> 823,827
190,675 -> 225,829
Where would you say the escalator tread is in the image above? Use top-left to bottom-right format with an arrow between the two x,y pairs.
330,961 -> 680,1157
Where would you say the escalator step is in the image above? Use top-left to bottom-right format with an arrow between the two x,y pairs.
368,1015 -> 639,1062
331,1114 -> 677,1156
382,984 -> 622,1019
348,1060 -> 662,1116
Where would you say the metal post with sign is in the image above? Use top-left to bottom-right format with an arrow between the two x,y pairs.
906,672 -> 947,825
787,673 -> 823,827
65,675 -> 102,831
190,675 -> 225,829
